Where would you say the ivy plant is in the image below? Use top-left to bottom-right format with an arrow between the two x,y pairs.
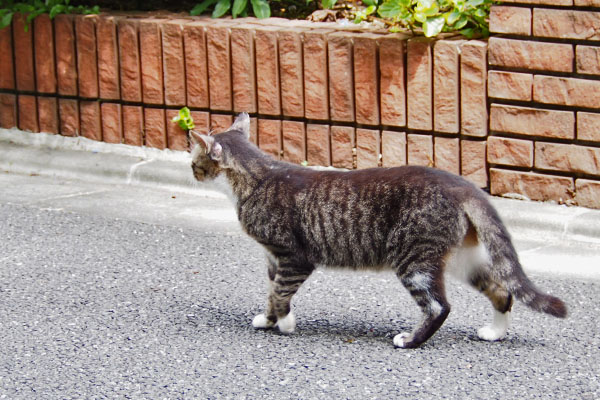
191,0 -> 271,19
0,0 -> 100,31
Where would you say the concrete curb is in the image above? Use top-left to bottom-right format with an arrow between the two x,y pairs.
2,128 -> 600,243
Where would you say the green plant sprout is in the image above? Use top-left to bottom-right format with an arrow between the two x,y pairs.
172,107 -> 195,131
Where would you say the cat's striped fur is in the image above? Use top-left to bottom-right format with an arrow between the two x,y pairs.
190,113 -> 567,348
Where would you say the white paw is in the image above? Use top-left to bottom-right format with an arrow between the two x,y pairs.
252,313 -> 275,329
477,325 -> 507,341
275,312 -> 296,334
393,332 -> 412,348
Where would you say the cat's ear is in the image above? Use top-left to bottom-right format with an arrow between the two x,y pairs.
229,112 -> 250,140
189,130 -> 223,162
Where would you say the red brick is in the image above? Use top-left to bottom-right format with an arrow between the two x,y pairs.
303,29 -> 330,121
576,45 -> 600,75
166,109 -> 188,151
183,22 -> 209,109
328,32 -> 354,123
210,114 -> 233,133
231,25 -> 257,113
490,168 -> 574,203
101,103 -> 122,144
356,128 -> 380,169
144,108 -> 166,149
577,112 -> 600,142
54,14 -> 78,96
461,140 -> 487,187
279,28 -> 304,118
75,15 -> 99,99
487,136 -> 533,168
534,75 -> 600,109
58,99 -> 79,137
250,116 -> 258,145
97,16 -> 120,100
575,0 -> 600,5
407,134 -> 433,166
354,34 -> 380,126
306,124 -> 331,167
535,142 -> 600,176
190,111 -> 210,135
37,97 -> 58,134
0,26 -> 14,89
433,40 -> 462,134
382,130 -> 406,167
576,179 -> 600,209
282,120 -> 305,164
487,71 -> 532,101
17,95 -> 39,133
489,6 -> 531,35
12,15 -> 35,92
34,15 -> 56,94
118,19 -> 142,102
490,104 -> 574,139
379,35 -> 407,128
258,119 -> 282,159
122,105 -> 144,146
139,19 -> 163,104
461,41 -> 487,137
495,0 -> 570,5
162,20 -> 186,107
0,94 -> 17,129
256,27 -> 281,116
407,38 -> 432,131
331,126 -> 354,169
79,101 -> 101,141
488,37 -> 573,73
206,25 -> 232,111
533,9 -> 600,40
434,137 -> 459,175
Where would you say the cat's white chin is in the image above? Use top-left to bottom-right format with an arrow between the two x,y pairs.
252,313 -> 274,329
275,312 -> 296,334
393,332 -> 412,348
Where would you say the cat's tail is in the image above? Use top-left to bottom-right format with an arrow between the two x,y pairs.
463,199 -> 567,319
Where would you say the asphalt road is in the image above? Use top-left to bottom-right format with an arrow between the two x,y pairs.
1,172 -> 599,399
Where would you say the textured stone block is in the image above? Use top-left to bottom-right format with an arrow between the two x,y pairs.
97,16 -> 120,100
183,22 -> 209,109
0,94 -> 17,129
379,35 -> 407,128
80,101 -> 101,141
488,37 -> 573,72
575,0 -> 600,5
490,168 -> 574,203
101,103 -> 122,144
0,26 -> 14,89
382,130 -> 406,167
306,124 -> 331,167
489,6 -> 531,35
256,27 -> 281,116
18,95 -> 39,133
75,15 -> 98,99
162,20 -> 186,106
190,111 -> 210,135
166,109 -> 188,151
37,97 -> 58,134
487,136 -> 533,167
13,15 -> 35,92
461,41 -> 488,137
576,45 -> 600,75
354,33 -> 379,126
461,140 -> 487,187
407,38 -> 432,130
139,19 -> 163,104
206,25 -> 232,111
282,120 -> 305,164
122,105 -> 144,146
488,71 -> 532,101
328,32 -> 355,123
258,119 -> 282,159
118,19 -> 142,102
534,75 -> 600,108
210,114 -> 233,133
407,134 -> 433,166
58,99 -> 79,137
144,108 -> 166,149
495,0 -> 570,5
356,128 -> 380,169
578,112 -> 600,142
490,104 -> 574,139
54,14 -> 77,96
533,9 -> 600,40
231,25 -> 257,113
576,179 -> 600,209
279,28 -> 304,118
331,126 -> 354,169
434,137 -> 459,174
536,142 -> 600,176
433,40 -> 462,133
303,29 -> 330,121
34,14 -> 57,94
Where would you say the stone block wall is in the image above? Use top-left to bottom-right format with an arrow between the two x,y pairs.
488,1 -> 600,207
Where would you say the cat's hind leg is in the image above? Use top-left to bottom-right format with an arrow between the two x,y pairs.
470,273 -> 513,341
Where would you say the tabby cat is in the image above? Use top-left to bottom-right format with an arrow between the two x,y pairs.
190,113 -> 566,348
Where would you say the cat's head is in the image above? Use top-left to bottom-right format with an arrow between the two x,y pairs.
189,113 -> 250,181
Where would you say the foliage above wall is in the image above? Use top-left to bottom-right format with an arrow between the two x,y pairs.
0,0 -> 99,30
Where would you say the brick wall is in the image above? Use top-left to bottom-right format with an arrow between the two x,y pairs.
488,2 -> 600,208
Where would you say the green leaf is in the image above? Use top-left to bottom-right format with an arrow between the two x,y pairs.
454,15 -> 468,28
445,9 -> 460,25
49,4 -> 65,19
465,0 -> 483,7
0,11 -> 13,29
378,0 -> 402,18
459,27 -> 475,38
423,15 -> 445,37
322,0 -> 338,9
250,0 -> 270,18
212,0 -> 231,18
190,0 -> 218,16
363,0 -> 377,6
474,7 -> 486,17
232,0 -> 247,17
